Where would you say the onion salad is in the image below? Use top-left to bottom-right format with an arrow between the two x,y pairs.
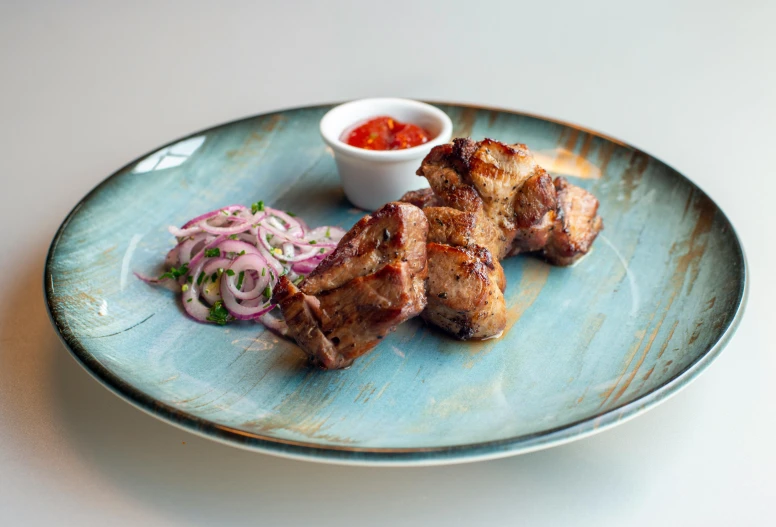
136,201 -> 345,334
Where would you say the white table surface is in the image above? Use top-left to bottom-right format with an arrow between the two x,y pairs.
2,1 -> 774,525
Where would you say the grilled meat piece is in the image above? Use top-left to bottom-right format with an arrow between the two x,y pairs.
273,202 -> 428,369
542,177 -> 603,266
415,139 -> 603,265
303,202 -> 428,295
424,206 -> 504,258
416,138 -> 545,258
510,169 -> 558,254
399,187 -> 443,209
423,243 -> 506,340
396,203 -> 507,340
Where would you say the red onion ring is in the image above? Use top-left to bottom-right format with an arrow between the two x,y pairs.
140,202 -> 345,331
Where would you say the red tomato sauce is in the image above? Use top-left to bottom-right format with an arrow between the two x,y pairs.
341,116 -> 432,150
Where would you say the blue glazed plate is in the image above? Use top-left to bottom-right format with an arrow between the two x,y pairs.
44,103 -> 747,465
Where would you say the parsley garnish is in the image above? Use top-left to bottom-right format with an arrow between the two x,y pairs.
186,275 -> 193,283
206,300 -> 231,325
210,272 -> 218,282
204,248 -> 220,258
325,227 -> 330,238
319,248 -> 325,254
196,272 -> 206,285
229,234 -> 239,240
263,286 -> 272,299
225,269 -> 235,277
159,263 -> 189,281
261,268 -> 266,277
286,211 -> 296,217
236,271 -> 245,289
187,298 -> 193,303
308,240 -> 317,245
239,250 -> 246,256
251,201 -> 265,214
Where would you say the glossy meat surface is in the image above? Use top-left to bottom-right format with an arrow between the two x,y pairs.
273,202 -> 428,369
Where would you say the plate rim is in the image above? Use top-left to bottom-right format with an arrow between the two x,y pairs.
43,101 -> 749,466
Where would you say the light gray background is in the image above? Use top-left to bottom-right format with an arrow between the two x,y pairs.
1,1 -> 774,525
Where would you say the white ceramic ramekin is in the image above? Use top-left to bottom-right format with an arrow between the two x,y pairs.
320,98 -> 453,211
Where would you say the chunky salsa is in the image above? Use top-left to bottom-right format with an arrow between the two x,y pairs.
342,116 -> 432,150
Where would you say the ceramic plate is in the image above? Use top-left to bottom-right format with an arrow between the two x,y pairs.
44,103 -> 747,465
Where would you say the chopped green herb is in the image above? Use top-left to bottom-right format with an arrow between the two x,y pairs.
308,240 -> 317,245
319,248 -> 325,254
293,274 -> 305,285
229,234 -> 239,240
266,234 -> 272,243
236,271 -> 245,289
196,271 -> 206,285
181,284 -> 189,292
206,300 -> 231,325
239,250 -> 246,256
221,209 -> 229,216
187,298 -> 193,303
159,262 -> 189,281
325,227 -> 331,238
251,200 -> 265,214
225,269 -> 235,277
232,211 -> 240,216
204,248 -> 220,258
263,286 -> 272,299
261,268 -> 266,277
186,275 -> 193,284
286,211 -> 297,217
210,272 -> 218,282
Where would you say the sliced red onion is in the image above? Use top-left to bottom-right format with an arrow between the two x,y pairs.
223,253 -> 270,300
273,245 -> 320,263
214,239 -> 260,257
181,261 -> 211,322
141,201 -> 344,331
200,257 -> 231,305
164,246 -> 181,268
188,235 -> 226,268
199,216 -> 251,235
134,272 -> 182,293
306,226 -> 346,241
178,233 -> 213,264
221,284 -> 274,320
266,208 -> 304,235
181,205 -> 246,229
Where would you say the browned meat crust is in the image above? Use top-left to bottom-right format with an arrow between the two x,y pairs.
542,177 -> 604,266
510,170 -> 558,254
402,138 -> 603,341
413,138 -> 603,265
423,243 -> 506,340
399,187 -> 443,209
303,202 -> 428,295
273,202 -> 429,369
424,206 -> 504,258
416,138 -> 541,258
